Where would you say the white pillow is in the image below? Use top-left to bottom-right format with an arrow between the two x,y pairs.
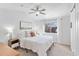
24,31 -> 31,37
18,31 -> 25,38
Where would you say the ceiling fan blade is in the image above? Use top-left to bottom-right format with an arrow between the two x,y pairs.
40,9 -> 46,11
30,9 -> 36,11
36,5 -> 40,10
29,12 -> 35,14
40,12 -> 46,15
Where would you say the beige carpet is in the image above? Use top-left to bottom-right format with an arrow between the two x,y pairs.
15,43 -> 73,56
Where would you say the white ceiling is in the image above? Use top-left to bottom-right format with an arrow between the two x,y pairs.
0,3 -> 73,20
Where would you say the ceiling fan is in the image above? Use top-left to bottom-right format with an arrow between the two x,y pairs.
29,5 -> 46,16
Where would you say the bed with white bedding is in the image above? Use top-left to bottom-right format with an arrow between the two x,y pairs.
20,35 -> 54,56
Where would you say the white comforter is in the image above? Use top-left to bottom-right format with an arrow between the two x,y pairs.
20,35 -> 53,56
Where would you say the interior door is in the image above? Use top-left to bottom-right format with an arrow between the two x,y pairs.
71,3 -> 79,55
70,4 -> 76,53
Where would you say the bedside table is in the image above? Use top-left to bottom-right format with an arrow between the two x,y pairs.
8,38 -> 20,48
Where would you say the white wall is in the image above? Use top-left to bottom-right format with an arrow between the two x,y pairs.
33,21 -> 45,33
0,8 -> 25,30
0,8 -> 46,38
57,14 -> 71,45
76,11 -> 79,55
0,8 -> 26,43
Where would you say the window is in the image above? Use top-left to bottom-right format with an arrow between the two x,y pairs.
45,20 -> 57,33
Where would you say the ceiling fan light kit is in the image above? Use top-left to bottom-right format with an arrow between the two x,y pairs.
29,5 -> 46,16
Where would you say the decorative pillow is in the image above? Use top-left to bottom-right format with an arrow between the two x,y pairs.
30,32 -> 35,37
19,31 -> 39,38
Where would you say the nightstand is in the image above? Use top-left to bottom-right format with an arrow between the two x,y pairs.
8,38 -> 20,48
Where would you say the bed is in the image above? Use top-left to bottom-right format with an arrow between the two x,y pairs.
20,35 -> 54,56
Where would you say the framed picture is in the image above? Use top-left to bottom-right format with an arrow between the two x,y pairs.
20,21 -> 32,30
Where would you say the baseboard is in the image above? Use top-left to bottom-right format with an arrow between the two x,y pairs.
54,42 -> 71,47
